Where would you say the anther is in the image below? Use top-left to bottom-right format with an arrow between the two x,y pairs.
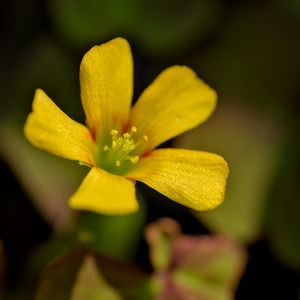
100,127 -> 147,171
129,156 -> 139,164
110,129 -> 118,136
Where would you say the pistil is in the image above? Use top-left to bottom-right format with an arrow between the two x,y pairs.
97,126 -> 148,175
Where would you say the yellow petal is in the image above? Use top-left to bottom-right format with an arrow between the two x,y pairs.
126,149 -> 229,211
24,89 -> 95,165
69,167 -> 138,214
80,37 -> 133,138
130,66 -> 216,151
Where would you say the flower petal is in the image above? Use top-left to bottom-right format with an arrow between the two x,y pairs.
80,38 -> 133,138
24,89 -> 95,165
69,167 -> 138,214
130,66 -> 216,151
126,149 -> 229,211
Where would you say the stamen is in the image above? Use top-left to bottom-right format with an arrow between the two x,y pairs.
129,156 -> 139,164
100,127 -> 148,172
110,129 -> 118,136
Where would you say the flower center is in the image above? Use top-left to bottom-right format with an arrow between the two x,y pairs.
96,126 -> 148,175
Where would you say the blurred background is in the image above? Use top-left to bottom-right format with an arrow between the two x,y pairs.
0,0 -> 299,299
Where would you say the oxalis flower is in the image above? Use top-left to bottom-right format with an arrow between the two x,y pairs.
24,37 -> 229,215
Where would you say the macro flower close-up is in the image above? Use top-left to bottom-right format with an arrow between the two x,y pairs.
1,2 -> 300,298
24,37 -> 228,215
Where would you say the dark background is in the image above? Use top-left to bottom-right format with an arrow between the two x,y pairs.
0,0 -> 299,299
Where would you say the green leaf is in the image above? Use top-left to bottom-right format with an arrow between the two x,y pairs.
35,249 -> 151,300
35,250 -> 85,300
48,0 -> 223,56
172,236 -> 247,300
70,255 -> 123,300
92,254 -> 151,300
175,103 -> 282,243
147,219 -> 247,300
145,218 -> 181,271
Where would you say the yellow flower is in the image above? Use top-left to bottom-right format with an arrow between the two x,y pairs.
24,38 -> 229,215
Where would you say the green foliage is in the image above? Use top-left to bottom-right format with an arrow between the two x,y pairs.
1,0 -> 299,298
48,0 -> 223,56
36,250 -> 85,300
70,255 -> 123,300
35,250 -> 151,300
146,219 -> 247,300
